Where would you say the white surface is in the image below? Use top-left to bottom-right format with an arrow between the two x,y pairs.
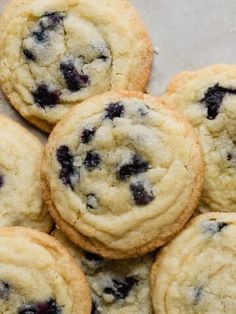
1,0 -> 236,140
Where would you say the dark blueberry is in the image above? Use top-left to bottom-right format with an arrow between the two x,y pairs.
104,277 -> 138,300
83,151 -> 101,171
118,155 -> 149,181
0,282 -> 10,300
84,252 -> 103,263
60,61 -> 89,92
86,193 -> 98,209
19,298 -> 61,314
105,103 -> 124,120
98,55 -> 108,62
130,182 -> 154,206
56,145 -> 75,188
23,48 -> 36,61
40,12 -> 64,31
33,84 -> 60,109
193,287 -> 203,305
0,175 -> 4,188
227,153 -> 233,161
91,299 -> 100,314
200,84 -> 236,120
32,30 -> 48,42
81,127 -> 96,144
203,221 -> 228,235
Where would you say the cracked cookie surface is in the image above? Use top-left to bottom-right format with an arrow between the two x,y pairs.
151,212 -> 236,314
0,115 -> 52,232
42,91 -> 204,258
0,0 -> 152,132
0,227 -> 91,314
53,229 -> 154,314
161,65 -> 236,213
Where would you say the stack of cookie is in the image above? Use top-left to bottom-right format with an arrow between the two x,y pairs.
0,0 -> 234,313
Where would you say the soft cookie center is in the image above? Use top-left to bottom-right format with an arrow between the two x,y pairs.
56,101 -> 159,213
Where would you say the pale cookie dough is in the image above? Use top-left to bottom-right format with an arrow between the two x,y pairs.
42,91 -> 204,258
151,212 -> 236,314
161,65 -> 236,213
0,227 -> 91,314
0,115 -> 52,232
0,0 -> 152,132
53,229 -> 154,314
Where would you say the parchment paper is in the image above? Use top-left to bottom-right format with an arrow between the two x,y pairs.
0,0 -> 235,141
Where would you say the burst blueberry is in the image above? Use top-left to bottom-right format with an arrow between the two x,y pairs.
23,48 -> 36,61
105,103 -> 124,120
0,281 -> 10,300
19,298 -> 61,314
130,182 -> 154,206
81,127 -> 96,144
56,145 -> 75,188
104,277 -> 138,300
33,84 -> 60,109
60,61 -> 89,92
201,84 -> 236,120
202,219 -> 228,235
118,155 -> 149,181
83,151 -> 101,171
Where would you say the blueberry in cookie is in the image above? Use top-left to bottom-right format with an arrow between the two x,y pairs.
151,212 -> 236,314
53,228 -> 154,314
162,65 -> 236,213
0,115 -> 52,232
42,91 -> 204,259
0,227 -> 91,314
0,0 -> 152,132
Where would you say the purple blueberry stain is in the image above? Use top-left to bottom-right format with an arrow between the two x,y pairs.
117,155 -> 149,181
18,298 -> 61,314
56,145 -> 78,188
104,277 -> 138,300
130,182 -> 154,206
200,84 -> 236,120
81,127 -> 96,144
105,103 -> 125,120
39,12 -> 65,31
83,151 -> 101,171
33,84 -> 60,109
60,61 -> 89,92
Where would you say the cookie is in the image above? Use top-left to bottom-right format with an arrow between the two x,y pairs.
53,228 -> 154,314
151,212 -> 236,314
0,0 -> 152,132
42,91 -> 204,258
161,65 -> 236,213
0,115 -> 52,232
0,227 -> 91,313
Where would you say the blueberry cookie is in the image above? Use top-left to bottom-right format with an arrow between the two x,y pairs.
53,228 -> 154,314
0,115 -> 52,232
0,227 -> 91,314
42,91 -> 204,258
161,65 -> 236,213
0,0 -> 152,132
151,212 -> 236,314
